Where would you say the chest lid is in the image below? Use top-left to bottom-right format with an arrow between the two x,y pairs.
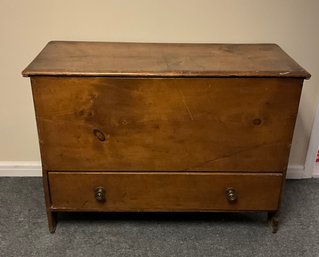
22,41 -> 310,79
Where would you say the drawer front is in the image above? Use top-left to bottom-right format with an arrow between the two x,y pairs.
32,77 -> 302,172
48,172 -> 282,211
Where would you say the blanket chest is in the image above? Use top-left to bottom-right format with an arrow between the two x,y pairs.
22,41 -> 310,233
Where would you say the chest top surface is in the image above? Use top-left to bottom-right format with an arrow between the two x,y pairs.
22,41 -> 310,79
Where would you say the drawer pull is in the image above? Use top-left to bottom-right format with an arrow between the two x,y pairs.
95,187 -> 106,202
225,188 -> 237,203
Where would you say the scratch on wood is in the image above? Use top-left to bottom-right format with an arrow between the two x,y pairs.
184,141 -> 284,171
280,71 -> 290,75
81,200 -> 89,207
36,116 -> 93,128
179,90 -> 194,121
162,55 -> 171,70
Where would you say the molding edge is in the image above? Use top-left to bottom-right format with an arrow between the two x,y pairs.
0,161 -> 42,177
0,161 -> 313,178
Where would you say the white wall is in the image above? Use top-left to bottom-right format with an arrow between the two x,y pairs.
0,0 -> 318,176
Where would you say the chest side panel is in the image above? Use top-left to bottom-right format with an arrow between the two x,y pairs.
31,77 -> 302,172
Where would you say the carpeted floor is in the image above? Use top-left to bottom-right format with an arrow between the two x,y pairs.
0,177 -> 318,257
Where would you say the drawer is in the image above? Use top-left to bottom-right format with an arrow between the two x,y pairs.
48,172 -> 282,211
32,77 -> 302,172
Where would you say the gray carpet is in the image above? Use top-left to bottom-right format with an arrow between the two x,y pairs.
0,178 -> 318,257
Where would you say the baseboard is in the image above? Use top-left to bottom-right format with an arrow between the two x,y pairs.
313,166 -> 319,178
0,161 -> 314,178
286,165 -> 310,179
0,161 -> 42,177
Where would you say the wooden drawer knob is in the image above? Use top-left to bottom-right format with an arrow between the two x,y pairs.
95,187 -> 106,202
225,188 -> 237,203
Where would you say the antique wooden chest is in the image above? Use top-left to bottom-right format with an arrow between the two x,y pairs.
22,41 -> 310,233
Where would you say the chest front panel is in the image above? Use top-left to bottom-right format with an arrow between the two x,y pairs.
32,76 -> 302,172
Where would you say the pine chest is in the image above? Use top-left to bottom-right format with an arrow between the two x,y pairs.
22,41 -> 310,233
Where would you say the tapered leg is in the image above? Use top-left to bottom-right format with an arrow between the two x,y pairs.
268,211 -> 279,233
42,170 -> 57,233
47,211 -> 58,233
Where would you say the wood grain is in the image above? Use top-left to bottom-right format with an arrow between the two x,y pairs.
31,77 -> 303,172
22,41 -> 310,79
48,172 -> 282,211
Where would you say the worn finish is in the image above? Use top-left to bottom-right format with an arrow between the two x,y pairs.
31,77 -> 302,172
22,41 -> 311,79
48,172 -> 282,211
23,41 -> 310,233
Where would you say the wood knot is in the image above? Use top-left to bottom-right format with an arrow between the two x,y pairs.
252,118 -> 262,126
121,119 -> 128,126
93,129 -> 105,141
79,109 -> 94,118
